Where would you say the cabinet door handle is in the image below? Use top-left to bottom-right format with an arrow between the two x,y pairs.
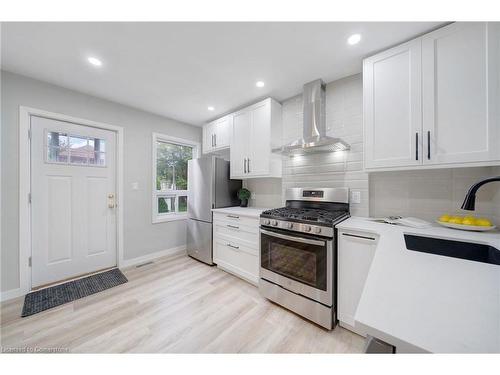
342,233 -> 376,241
415,132 -> 419,161
244,158 -> 247,173
214,133 -> 217,147
227,243 -> 240,250
247,158 -> 250,173
427,131 -> 431,160
226,215 -> 240,219
227,224 -> 239,229
211,134 -> 214,147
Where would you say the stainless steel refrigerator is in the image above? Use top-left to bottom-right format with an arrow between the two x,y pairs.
187,156 -> 241,265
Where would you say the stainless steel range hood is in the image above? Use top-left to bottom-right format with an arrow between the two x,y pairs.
273,79 -> 350,156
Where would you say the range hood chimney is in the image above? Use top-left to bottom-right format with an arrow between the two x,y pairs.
274,79 -> 350,156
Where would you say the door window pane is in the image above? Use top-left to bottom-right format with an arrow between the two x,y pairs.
47,132 -> 68,148
89,152 -> 106,166
45,131 -> 107,167
47,146 -> 68,163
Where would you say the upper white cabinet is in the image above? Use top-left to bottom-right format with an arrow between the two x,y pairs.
202,115 -> 232,154
230,98 -> 282,179
422,22 -> 499,165
364,22 -> 500,171
363,39 -> 422,169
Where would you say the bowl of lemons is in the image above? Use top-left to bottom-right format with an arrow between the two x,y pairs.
436,215 -> 496,231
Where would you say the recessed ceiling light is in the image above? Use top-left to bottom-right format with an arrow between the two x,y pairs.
87,56 -> 102,67
256,81 -> 265,88
207,106 -> 215,111
347,34 -> 362,45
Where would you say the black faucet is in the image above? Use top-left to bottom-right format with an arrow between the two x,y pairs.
461,176 -> 500,211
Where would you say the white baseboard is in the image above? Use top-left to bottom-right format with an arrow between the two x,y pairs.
1,245 -> 187,303
0,287 -> 24,303
120,245 -> 187,268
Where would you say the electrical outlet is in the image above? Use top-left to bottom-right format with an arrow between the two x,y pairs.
251,192 -> 256,200
351,190 -> 361,204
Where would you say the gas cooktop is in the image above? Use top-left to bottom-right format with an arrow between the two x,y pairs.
261,207 -> 349,226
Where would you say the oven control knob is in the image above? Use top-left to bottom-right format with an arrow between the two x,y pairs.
286,222 -> 294,229
313,227 -> 322,234
263,219 -> 270,225
271,220 -> 278,226
304,225 -> 312,232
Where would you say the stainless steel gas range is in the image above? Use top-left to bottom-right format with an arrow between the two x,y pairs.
258,187 -> 350,329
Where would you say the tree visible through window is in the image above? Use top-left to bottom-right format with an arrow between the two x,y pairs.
153,134 -> 197,221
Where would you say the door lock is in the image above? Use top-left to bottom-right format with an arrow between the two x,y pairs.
108,193 -> 116,208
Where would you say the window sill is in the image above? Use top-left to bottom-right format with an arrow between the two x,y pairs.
153,214 -> 188,224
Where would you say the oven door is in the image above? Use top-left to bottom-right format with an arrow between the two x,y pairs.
260,227 -> 333,306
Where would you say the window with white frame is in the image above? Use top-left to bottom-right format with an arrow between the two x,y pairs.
152,133 -> 198,222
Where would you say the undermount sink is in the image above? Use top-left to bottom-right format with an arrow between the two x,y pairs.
404,234 -> 500,266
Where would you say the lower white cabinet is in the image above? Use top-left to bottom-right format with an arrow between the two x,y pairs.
337,230 -> 378,336
213,212 -> 260,285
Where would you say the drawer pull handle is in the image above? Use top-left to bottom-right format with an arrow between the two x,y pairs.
227,215 -> 240,219
227,224 -> 239,229
342,233 -> 376,241
226,243 -> 239,250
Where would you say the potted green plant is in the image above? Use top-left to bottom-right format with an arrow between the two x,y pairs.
238,188 -> 251,207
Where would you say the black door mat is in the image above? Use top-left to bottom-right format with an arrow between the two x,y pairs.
21,268 -> 128,317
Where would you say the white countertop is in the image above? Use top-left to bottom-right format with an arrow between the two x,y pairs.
211,206 -> 270,218
337,217 -> 500,353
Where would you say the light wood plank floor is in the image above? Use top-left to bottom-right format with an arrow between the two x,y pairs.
0,253 -> 364,353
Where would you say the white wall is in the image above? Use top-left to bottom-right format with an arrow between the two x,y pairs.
0,71 -> 202,293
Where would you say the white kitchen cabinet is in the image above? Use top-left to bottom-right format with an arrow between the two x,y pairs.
202,115 -> 232,154
364,22 -> 500,171
213,211 -> 260,285
422,22 -> 500,165
338,230 -> 378,336
363,39 -> 422,169
230,98 -> 282,179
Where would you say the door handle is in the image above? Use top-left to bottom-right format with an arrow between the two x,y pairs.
415,132 -> 419,161
260,229 -> 326,246
244,158 -> 247,173
212,134 -> 215,147
108,193 -> 116,208
427,131 -> 431,160
341,233 -> 376,241
247,158 -> 250,173
214,134 -> 217,147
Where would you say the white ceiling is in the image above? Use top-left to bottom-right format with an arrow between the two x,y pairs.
1,22 -> 442,126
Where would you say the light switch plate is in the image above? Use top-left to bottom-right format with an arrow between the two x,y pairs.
351,190 -> 361,204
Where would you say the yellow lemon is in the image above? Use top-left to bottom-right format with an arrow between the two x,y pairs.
439,214 -> 451,222
476,218 -> 492,227
462,217 -> 477,226
448,216 -> 463,224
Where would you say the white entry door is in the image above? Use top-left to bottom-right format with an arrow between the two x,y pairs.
31,116 -> 117,288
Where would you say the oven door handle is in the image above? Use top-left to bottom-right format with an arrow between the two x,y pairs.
260,229 -> 326,246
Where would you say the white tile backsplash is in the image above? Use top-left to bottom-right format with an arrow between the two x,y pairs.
244,73 -> 500,223
370,167 -> 500,225
281,74 -> 369,217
